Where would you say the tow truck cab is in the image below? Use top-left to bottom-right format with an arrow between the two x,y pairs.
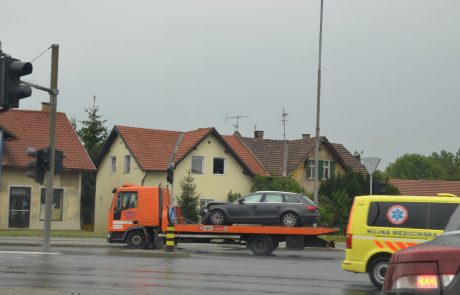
107,183 -> 170,247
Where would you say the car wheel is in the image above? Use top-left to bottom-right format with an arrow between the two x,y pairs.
281,212 -> 299,227
126,230 -> 147,249
209,209 -> 226,225
250,235 -> 274,256
368,256 -> 389,288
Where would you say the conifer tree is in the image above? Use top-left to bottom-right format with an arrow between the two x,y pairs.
177,172 -> 200,223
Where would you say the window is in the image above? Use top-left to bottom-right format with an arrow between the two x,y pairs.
115,192 -> 138,211
307,159 -> 335,180
264,193 -> 283,203
322,160 -> 330,179
124,155 -> 131,174
9,187 -> 31,228
213,157 -> 225,175
243,194 -> 263,203
429,203 -> 459,230
110,156 -> 117,174
284,195 -> 301,203
307,160 -> 315,179
367,202 -> 428,229
191,156 -> 204,174
40,188 -> 64,221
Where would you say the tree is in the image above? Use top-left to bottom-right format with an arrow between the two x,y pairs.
178,172 -> 200,223
251,175 -> 306,194
76,96 -> 108,230
227,190 -> 242,202
318,170 -> 399,232
386,153 -> 442,180
430,150 -> 460,180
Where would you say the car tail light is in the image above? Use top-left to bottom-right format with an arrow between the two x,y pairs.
305,205 -> 318,212
346,234 -> 352,249
394,275 -> 439,289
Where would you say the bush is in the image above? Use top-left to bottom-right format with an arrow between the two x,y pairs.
251,175 -> 306,194
227,191 -> 242,202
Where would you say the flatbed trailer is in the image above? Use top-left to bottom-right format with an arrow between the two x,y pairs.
107,184 -> 338,255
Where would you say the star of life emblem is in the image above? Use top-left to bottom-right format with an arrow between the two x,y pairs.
387,205 -> 408,225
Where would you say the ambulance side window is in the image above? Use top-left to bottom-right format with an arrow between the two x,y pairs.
367,202 -> 428,229
429,203 -> 459,230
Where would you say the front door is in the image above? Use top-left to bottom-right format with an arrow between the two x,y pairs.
9,187 -> 31,228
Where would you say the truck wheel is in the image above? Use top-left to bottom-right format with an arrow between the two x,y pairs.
281,212 -> 299,227
209,209 -> 226,225
250,235 -> 274,256
126,230 -> 147,249
368,256 -> 389,288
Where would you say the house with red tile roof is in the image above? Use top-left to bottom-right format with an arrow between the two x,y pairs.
389,179 -> 460,197
225,130 -> 367,193
0,107 -> 95,230
93,125 -> 267,231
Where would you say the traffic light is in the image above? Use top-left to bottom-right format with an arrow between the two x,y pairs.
0,54 -> 33,110
39,148 -> 50,170
25,148 -> 45,184
54,149 -> 65,175
166,164 -> 174,184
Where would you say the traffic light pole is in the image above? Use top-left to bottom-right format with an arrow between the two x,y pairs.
43,44 -> 59,252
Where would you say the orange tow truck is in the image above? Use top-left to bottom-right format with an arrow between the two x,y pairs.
107,184 -> 338,255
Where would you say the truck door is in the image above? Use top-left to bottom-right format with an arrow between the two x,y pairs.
112,191 -> 139,229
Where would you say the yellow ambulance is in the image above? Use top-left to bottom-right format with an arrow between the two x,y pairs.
341,194 -> 460,288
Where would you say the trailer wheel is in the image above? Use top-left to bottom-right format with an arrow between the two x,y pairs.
281,212 -> 299,227
209,209 -> 226,225
250,235 -> 274,256
126,230 -> 147,249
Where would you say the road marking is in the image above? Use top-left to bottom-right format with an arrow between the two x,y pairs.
0,251 -> 61,255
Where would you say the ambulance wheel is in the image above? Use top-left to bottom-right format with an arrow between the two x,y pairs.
250,235 -> 274,256
368,256 -> 389,288
126,230 -> 147,249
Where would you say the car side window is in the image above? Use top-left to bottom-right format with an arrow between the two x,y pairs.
367,202 -> 428,229
284,195 -> 301,203
243,194 -> 262,203
264,194 -> 283,203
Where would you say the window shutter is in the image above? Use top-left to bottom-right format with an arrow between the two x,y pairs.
306,159 -> 311,178
330,160 -> 336,177
319,160 -> 324,179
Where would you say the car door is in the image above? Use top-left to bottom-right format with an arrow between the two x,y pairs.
227,193 -> 263,223
254,193 -> 284,224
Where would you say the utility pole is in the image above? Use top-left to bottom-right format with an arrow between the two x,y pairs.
282,108 -> 288,177
313,0 -> 324,205
43,44 -> 59,252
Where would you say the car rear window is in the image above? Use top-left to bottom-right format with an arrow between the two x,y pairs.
284,195 -> 301,203
299,195 -> 315,205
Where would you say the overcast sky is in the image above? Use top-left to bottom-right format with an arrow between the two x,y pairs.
1,0 -> 459,169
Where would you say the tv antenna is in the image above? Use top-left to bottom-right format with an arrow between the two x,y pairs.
281,108 -> 288,141
225,114 -> 248,131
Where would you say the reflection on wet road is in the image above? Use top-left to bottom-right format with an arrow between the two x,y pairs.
0,245 -> 381,295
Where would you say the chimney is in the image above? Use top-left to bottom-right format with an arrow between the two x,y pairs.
254,130 -> 264,139
41,102 -> 50,112
302,133 -> 311,139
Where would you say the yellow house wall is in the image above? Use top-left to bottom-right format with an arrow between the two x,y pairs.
93,133 -> 253,232
94,134 -> 146,232
0,168 -> 81,230
173,134 -> 253,202
290,142 -> 347,194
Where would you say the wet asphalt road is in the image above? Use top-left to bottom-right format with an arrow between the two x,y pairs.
0,243 -> 381,295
